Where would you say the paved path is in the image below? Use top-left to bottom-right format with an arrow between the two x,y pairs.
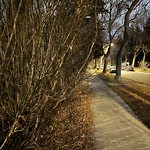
90,75 -> 150,150
122,71 -> 150,86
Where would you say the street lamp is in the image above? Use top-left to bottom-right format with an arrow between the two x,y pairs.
111,43 -> 114,47
103,43 -> 114,53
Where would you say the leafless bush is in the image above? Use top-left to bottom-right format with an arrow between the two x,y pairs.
0,0 -> 97,149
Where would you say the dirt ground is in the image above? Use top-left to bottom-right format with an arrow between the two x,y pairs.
0,81 -> 95,149
40,83 -> 95,150
98,72 -> 150,129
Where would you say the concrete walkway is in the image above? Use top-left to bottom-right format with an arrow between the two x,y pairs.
90,75 -> 150,150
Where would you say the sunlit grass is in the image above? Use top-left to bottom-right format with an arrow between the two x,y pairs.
134,67 -> 150,73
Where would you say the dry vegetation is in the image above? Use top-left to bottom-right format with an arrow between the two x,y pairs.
0,1 -> 98,149
37,84 -> 94,150
98,72 -> 150,129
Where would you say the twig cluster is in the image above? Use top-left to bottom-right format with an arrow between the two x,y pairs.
0,0 -> 97,149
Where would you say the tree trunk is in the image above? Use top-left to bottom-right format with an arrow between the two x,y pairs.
94,59 -> 97,68
99,56 -> 103,69
124,55 -> 128,66
132,49 -> 142,67
103,57 -> 109,73
115,54 -> 122,78
131,54 -> 136,67
142,52 -> 146,70
115,0 -> 140,79
103,46 -> 111,73
115,44 -> 126,79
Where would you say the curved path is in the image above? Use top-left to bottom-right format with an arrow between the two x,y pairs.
90,75 -> 150,150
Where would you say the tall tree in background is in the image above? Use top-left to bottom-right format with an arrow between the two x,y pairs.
141,17 -> 150,69
128,1 -> 150,68
144,17 -> 150,36
126,1 -> 150,69
93,42 -> 104,68
100,0 -> 126,73
115,0 -> 140,79
129,26 -> 143,68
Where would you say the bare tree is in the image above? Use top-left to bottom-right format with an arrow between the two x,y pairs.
100,0 -> 127,73
0,0 -> 99,149
141,45 -> 150,69
142,16 -> 150,69
131,45 -> 142,67
130,14 -> 150,68
115,0 -> 140,79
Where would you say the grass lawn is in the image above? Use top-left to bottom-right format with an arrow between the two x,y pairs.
134,67 -> 150,73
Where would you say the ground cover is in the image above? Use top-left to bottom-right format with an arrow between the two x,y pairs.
41,83 -> 95,150
0,81 -> 94,149
134,67 -> 150,73
2,69 -> 149,149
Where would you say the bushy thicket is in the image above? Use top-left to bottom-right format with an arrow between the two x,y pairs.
0,0 -> 98,149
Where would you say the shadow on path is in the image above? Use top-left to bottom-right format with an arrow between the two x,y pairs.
90,75 -> 150,150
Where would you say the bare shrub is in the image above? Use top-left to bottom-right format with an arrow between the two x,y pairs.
0,0 -> 97,149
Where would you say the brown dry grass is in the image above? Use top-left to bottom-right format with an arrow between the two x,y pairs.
0,81 -> 95,149
37,84 -> 95,150
98,72 -> 150,129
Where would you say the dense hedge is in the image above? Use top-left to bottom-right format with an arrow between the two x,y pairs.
0,0 -> 98,149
